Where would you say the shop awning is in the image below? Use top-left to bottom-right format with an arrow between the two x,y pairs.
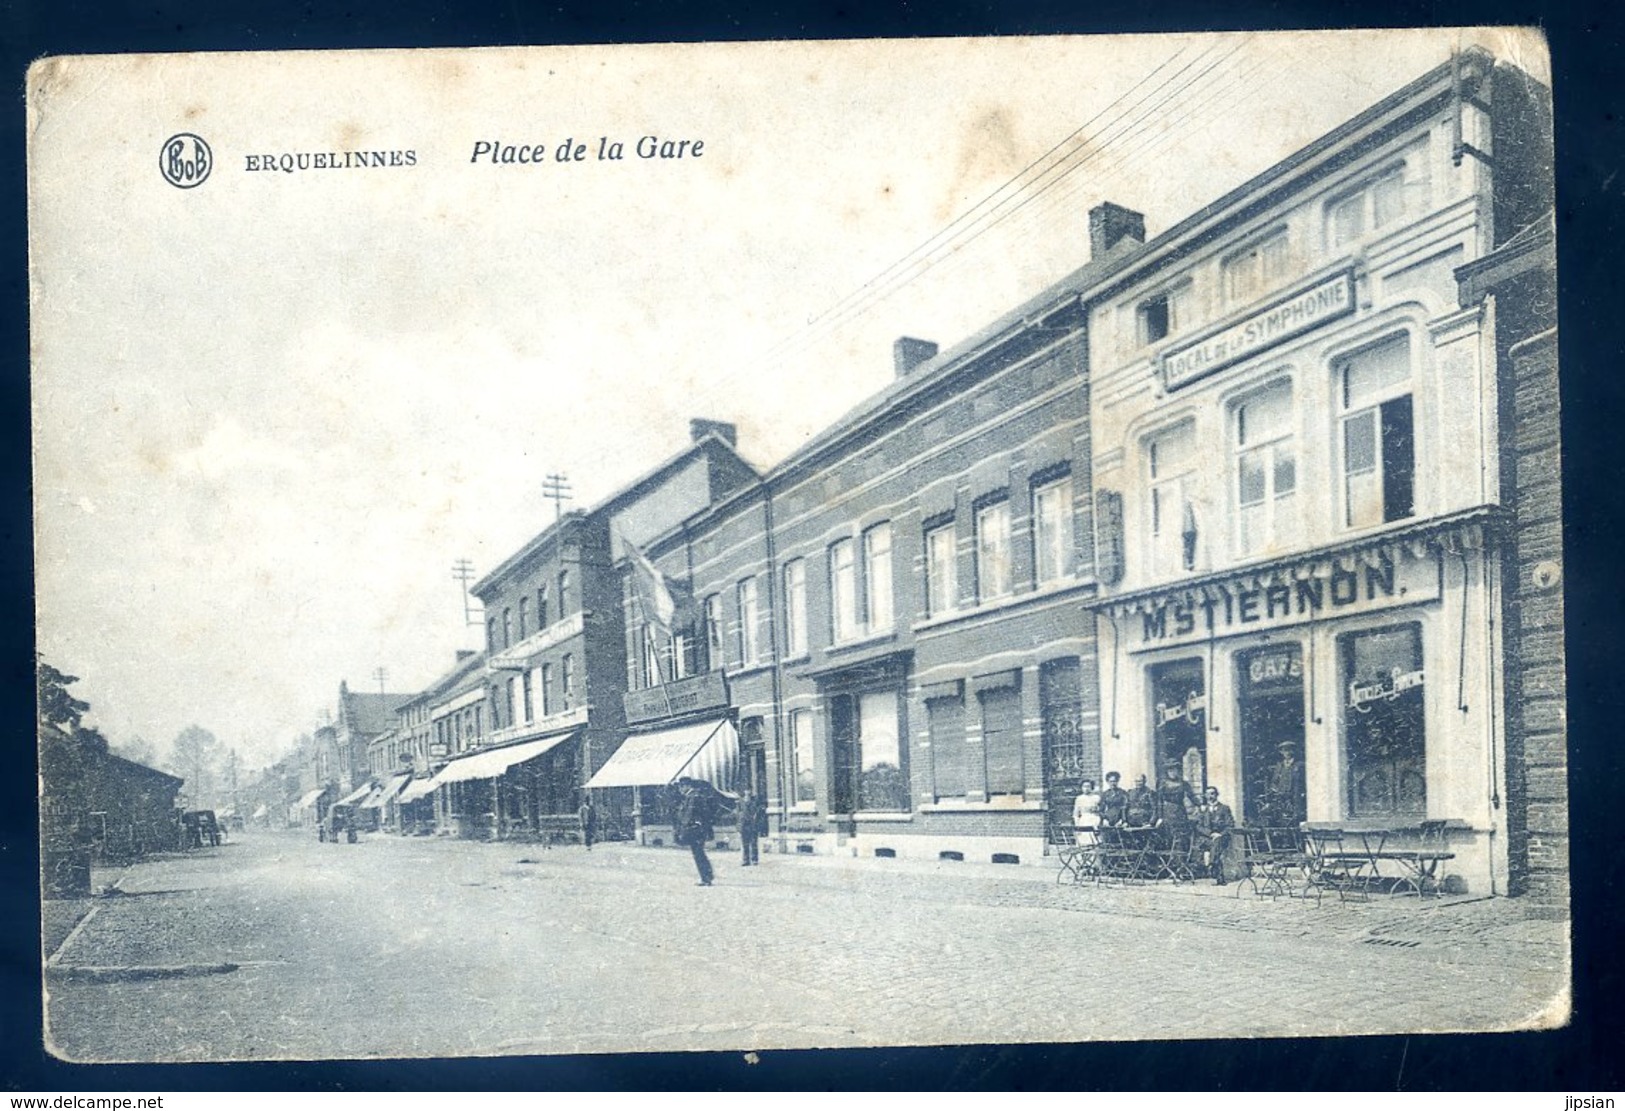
586,718 -> 739,790
397,777 -> 438,804
296,788 -> 329,810
336,783 -> 373,806
360,773 -> 411,809
251,804 -> 268,820
431,730 -> 579,787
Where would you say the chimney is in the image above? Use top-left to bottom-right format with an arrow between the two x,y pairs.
1089,202 -> 1145,260
456,650 -> 475,663
690,418 -> 737,447
893,336 -> 939,378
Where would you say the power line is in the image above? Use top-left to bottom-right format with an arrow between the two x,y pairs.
542,473 -> 573,524
451,558 -> 481,627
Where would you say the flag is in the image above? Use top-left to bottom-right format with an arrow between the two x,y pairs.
625,539 -> 677,629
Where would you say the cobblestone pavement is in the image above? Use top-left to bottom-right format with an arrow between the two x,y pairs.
42,830 -> 1570,1062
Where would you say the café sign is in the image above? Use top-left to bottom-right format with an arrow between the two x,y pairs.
1163,270 -> 1355,391
1126,547 -> 1441,652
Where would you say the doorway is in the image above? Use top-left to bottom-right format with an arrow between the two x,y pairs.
1237,644 -> 1306,826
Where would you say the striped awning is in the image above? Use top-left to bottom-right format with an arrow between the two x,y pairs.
336,783 -> 373,806
397,777 -> 438,804
586,718 -> 738,791
360,773 -> 412,810
431,730 -> 579,787
296,788 -> 329,810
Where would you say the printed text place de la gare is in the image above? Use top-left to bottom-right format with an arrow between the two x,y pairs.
471,136 -> 704,164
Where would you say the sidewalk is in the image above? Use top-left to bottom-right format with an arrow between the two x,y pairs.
501,832 -> 1570,961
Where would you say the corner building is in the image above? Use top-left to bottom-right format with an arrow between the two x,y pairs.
1080,50 -> 1553,895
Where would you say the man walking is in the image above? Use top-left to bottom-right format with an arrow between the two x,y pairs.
675,777 -> 716,886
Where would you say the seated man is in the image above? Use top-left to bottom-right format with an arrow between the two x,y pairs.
1124,774 -> 1156,828
1195,786 -> 1237,884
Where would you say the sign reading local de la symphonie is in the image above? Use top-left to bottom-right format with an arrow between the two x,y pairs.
1162,270 -> 1356,390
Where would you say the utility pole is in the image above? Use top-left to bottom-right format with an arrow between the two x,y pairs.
451,558 -> 481,627
542,473 -> 573,524
372,666 -> 388,696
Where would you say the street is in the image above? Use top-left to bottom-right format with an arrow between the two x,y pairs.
43,830 -> 1570,1062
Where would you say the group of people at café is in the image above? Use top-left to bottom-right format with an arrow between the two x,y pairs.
1071,764 -> 1236,884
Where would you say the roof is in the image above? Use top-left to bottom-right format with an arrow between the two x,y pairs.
469,431 -> 760,595
341,689 -> 413,736
396,651 -> 488,711
103,752 -> 185,787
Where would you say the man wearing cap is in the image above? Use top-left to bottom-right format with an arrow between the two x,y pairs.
1262,741 -> 1307,827
1097,771 -> 1129,828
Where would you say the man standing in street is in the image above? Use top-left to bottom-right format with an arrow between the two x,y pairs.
578,793 -> 597,852
675,777 -> 716,886
739,789 -> 764,866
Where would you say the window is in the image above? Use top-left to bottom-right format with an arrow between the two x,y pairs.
863,522 -> 894,632
536,585 -> 549,630
703,595 -> 722,671
925,524 -> 957,617
518,597 -> 529,640
1139,283 -> 1192,344
1342,623 -> 1426,819
1233,380 -> 1297,555
540,663 -> 553,717
1327,166 -> 1409,248
1147,422 -> 1197,576
670,630 -> 692,680
1223,230 -> 1291,304
557,569 -> 572,617
507,675 -> 520,729
789,709 -> 816,804
640,623 -> 663,687
980,686 -> 1025,797
927,695 -> 967,799
560,654 -> 574,708
736,577 -> 759,665
502,608 -> 512,649
1338,336 -> 1415,528
1032,476 -> 1074,586
521,670 -> 534,722
486,617 -> 497,654
975,500 -> 1012,602
857,691 -> 907,811
1151,658 -> 1208,790
783,559 -> 807,657
830,538 -> 859,642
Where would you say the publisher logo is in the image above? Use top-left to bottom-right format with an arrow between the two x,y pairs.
160,133 -> 212,189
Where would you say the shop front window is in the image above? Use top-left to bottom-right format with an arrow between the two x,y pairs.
1342,623 -> 1426,819
830,691 -> 908,813
1151,658 -> 1207,790
1339,335 -> 1415,529
1233,380 -> 1297,556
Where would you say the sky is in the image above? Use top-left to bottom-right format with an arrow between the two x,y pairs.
28,28 -> 1546,771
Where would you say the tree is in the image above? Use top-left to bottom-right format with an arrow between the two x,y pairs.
169,725 -> 222,809
37,656 -> 90,734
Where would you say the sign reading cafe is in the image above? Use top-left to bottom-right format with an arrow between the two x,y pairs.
1162,270 -> 1356,391
1124,547 -> 1441,652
